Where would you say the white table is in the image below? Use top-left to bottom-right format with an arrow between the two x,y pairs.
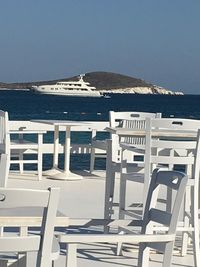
33,120 -> 93,180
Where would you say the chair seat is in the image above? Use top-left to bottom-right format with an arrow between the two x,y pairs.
0,236 -> 60,264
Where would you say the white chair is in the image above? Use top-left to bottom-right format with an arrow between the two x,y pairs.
0,110 -> 46,180
58,169 -> 188,267
0,187 -> 60,266
90,111 -> 161,173
119,118 -> 200,266
103,112 -> 161,227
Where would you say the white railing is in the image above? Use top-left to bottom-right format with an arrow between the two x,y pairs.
9,120 -> 109,155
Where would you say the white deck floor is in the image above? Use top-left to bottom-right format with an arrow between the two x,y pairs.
7,170 -> 195,267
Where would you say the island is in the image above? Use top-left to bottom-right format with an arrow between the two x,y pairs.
0,71 -> 183,95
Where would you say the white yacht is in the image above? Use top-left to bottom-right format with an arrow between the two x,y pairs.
31,74 -> 102,97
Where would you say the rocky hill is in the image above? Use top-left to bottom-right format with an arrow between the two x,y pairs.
0,71 -> 183,95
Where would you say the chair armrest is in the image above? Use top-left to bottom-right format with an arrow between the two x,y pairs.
58,233 -> 175,244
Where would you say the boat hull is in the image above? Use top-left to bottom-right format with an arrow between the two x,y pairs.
31,89 -> 102,97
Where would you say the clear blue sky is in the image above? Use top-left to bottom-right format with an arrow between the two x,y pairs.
0,0 -> 199,94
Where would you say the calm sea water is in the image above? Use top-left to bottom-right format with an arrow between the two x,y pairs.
1,90 -> 200,170
1,90 -> 200,120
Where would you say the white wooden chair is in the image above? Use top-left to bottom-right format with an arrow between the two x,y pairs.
103,112 -> 161,228
58,169 -> 188,267
0,187 -> 60,267
119,118 -> 200,266
90,111 -> 161,173
0,110 -> 46,180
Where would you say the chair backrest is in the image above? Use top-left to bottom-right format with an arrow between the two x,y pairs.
0,110 -> 10,155
146,117 -> 200,172
142,117 -> 200,205
109,111 -> 161,133
149,117 -> 200,130
109,111 -> 161,163
141,169 -> 188,250
0,187 -> 60,266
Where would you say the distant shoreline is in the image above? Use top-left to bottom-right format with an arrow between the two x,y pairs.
0,88 -> 29,91
0,87 -> 185,95
0,71 -> 183,95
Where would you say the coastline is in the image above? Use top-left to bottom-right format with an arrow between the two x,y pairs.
0,88 -> 29,91
0,87 -> 184,95
0,72 -> 184,95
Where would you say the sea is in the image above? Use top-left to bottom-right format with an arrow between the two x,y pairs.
1,90 -> 200,170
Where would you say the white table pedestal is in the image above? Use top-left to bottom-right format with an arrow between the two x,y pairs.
48,171 -> 83,180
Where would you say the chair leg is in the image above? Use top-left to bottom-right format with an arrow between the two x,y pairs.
116,174 -> 127,255
116,242 -> 123,256
104,168 -> 115,233
104,141 -> 115,233
192,227 -> 200,267
116,158 -> 128,255
192,185 -> 200,267
66,244 -> 77,267
26,251 -> 38,267
119,174 -> 127,220
166,187 -> 172,213
162,242 -> 174,267
19,151 -> 24,174
37,134 -> 43,181
138,244 -> 150,267
0,260 -> 8,267
90,147 -> 95,173
181,186 -> 190,256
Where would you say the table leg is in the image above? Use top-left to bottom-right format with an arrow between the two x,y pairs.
49,126 -> 82,180
53,125 -> 59,168
104,139 -> 115,232
43,125 -> 61,176
64,126 -> 71,174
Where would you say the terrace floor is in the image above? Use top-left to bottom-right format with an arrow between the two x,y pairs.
7,170 -> 195,267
